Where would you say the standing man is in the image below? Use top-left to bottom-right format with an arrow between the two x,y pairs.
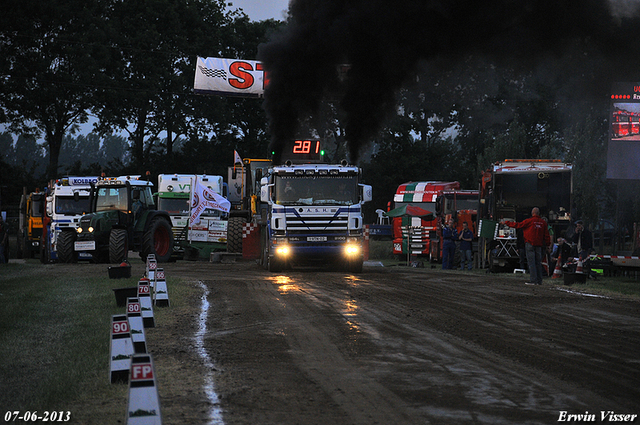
502,207 -> 550,285
458,221 -> 474,270
571,220 -> 593,260
442,219 -> 458,270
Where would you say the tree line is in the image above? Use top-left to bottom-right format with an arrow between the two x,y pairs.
1,0 -> 638,233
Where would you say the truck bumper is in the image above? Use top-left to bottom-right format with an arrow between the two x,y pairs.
271,242 -> 363,264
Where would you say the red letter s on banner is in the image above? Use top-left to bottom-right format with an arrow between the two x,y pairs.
229,61 -> 255,89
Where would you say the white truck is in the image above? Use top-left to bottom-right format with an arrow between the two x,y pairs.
258,140 -> 373,272
157,174 -> 228,259
42,176 -> 97,263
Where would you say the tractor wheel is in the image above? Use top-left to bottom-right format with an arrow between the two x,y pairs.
227,216 -> 247,253
109,228 -> 128,263
57,231 -> 77,263
141,217 -> 174,263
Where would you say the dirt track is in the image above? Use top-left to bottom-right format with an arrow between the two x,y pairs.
143,260 -> 640,425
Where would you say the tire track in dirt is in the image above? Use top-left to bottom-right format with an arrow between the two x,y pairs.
159,261 -> 640,424
310,269 -> 640,414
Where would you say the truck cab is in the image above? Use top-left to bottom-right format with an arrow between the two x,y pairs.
391,181 -> 461,261
42,177 -> 96,262
478,159 -> 573,271
157,173 -> 228,259
260,161 -> 373,272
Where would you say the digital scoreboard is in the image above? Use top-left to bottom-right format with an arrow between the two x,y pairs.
608,82 -> 640,180
279,139 -> 326,163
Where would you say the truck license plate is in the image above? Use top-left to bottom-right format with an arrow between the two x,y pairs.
74,241 -> 95,251
307,236 -> 327,242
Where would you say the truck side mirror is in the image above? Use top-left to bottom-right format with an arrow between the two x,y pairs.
260,184 -> 271,202
360,184 -> 373,203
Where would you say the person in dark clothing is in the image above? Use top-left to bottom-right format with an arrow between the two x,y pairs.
571,220 -> 593,260
503,207 -> 551,285
458,221 -> 474,270
442,219 -> 458,270
516,228 -> 527,271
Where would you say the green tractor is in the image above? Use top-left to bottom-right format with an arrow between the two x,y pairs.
57,176 -> 174,263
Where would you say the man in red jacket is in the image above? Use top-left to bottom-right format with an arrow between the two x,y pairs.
502,207 -> 550,285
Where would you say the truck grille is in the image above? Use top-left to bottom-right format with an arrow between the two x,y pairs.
286,216 -> 348,234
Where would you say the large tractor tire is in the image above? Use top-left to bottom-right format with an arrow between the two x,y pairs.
109,228 -> 129,264
57,231 -> 77,263
227,216 -> 247,253
141,217 -> 174,263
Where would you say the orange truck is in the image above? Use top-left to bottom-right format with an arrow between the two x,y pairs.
18,189 -> 45,258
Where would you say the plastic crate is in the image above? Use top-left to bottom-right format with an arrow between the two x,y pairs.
112,287 -> 137,307
563,272 -> 587,285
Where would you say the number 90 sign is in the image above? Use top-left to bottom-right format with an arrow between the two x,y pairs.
112,321 -> 129,334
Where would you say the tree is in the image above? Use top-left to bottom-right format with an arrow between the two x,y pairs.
0,0 -> 106,180
100,134 -> 130,168
0,132 -> 15,164
477,117 -> 527,171
564,116 -> 609,225
59,133 -> 100,170
92,0 -> 231,170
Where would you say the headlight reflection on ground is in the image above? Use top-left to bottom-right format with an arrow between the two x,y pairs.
267,275 -> 301,294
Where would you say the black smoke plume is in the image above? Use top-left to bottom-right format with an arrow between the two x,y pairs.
258,0 -> 640,164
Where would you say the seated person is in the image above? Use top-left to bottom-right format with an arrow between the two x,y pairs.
551,237 -> 572,270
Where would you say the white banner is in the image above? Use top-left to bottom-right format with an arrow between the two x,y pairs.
194,57 -> 267,97
189,181 -> 231,224
234,150 -> 243,166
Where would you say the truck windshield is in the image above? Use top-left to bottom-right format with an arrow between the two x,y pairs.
55,196 -> 90,215
158,198 -> 190,215
158,197 -> 223,217
96,186 -> 128,212
444,196 -> 477,213
394,202 -> 436,216
30,196 -> 44,217
274,175 -> 359,206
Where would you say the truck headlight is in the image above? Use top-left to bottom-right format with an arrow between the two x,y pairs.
344,244 -> 360,256
88,226 -> 94,233
275,245 -> 290,257
77,227 -> 83,234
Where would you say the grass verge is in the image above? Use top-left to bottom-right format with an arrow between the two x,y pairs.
0,260 -> 191,423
